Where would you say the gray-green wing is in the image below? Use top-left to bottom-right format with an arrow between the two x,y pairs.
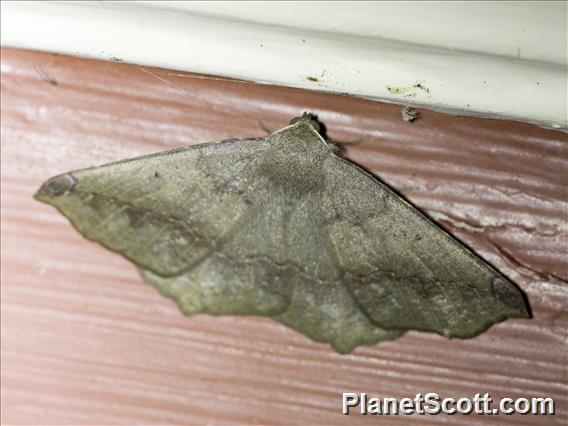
36,138 -> 270,276
35,137 -> 294,317
320,153 -> 529,338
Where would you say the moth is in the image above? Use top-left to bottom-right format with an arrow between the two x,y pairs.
35,114 -> 529,353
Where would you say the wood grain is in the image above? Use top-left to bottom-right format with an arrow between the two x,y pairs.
1,48 -> 566,425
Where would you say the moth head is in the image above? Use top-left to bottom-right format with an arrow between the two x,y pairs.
289,112 -> 321,134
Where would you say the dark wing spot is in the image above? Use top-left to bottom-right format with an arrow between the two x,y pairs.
492,277 -> 528,316
39,174 -> 76,197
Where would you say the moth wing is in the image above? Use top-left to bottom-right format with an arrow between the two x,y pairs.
321,154 -> 529,338
35,137 -> 294,316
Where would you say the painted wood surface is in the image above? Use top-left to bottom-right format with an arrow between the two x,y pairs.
1,48 -> 566,425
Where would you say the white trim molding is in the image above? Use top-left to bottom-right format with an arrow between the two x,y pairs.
2,1 -> 567,130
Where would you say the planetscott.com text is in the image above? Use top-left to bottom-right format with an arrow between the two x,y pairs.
342,392 -> 554,416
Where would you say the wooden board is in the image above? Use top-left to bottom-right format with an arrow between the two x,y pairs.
1,48 -> 566,425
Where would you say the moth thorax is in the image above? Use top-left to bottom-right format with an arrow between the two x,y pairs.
260,147 -> 325,192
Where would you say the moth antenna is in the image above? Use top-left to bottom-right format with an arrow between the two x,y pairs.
326,136 -> 363,146
290,112 -> 364,147
257,119 -> 274,135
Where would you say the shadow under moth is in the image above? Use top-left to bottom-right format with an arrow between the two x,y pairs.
35,113 -> 529,354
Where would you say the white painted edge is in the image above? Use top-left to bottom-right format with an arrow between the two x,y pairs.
1,1 -> 567,130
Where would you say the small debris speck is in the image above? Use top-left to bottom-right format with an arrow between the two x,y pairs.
33,65 -> 57,86
413,83 -> 430,93
401,106 -> 419,122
